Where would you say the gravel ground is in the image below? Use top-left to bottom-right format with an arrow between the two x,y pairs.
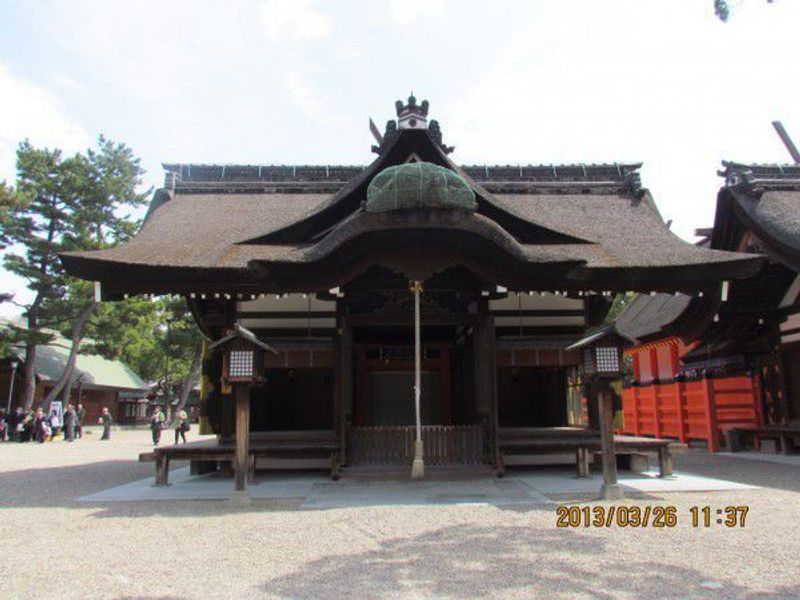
1,429 -> 799,599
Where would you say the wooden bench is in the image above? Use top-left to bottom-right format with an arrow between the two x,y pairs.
726,426 -> 800,455
138,431 -> 342,486
497,430 -> 675,479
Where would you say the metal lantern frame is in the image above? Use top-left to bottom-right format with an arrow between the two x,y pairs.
568,326 -> 632,380
209,324 -> 277,385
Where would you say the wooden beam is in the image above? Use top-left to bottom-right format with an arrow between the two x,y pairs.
345,313 -> 475,327
489,309 -> 585,318
598,385 -> 623,500
236,311 -> 335,319
495,326 -> 584,337
248,328 -> 336,338
233,384 -> 250,493
772,121 -> 800,164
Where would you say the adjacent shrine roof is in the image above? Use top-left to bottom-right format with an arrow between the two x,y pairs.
61,97 -> 761,299
615,161 -> 800,346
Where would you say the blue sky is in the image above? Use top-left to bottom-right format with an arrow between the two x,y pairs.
1,0 -> 799,315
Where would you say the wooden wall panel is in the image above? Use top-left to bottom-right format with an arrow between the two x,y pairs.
622,375 -> 763,451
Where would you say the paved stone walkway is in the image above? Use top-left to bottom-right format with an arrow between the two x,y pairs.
79,466 -> 754,507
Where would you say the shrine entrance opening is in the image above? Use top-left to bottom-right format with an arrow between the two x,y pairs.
354,341 -> 452,427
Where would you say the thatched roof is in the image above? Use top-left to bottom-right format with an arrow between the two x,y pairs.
61,128 -> 761,297
615,161 -> 800,347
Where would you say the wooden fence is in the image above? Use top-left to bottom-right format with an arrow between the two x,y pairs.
347,425 -> 487,467
621,375 -> 764,451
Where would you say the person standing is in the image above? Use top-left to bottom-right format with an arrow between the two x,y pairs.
173,409 -> 189,444
98,407 -> 113,440
63,404 -> 76,442
75,403 -> 85,439
150,406 -> 165,446
33,409 -> 48,444
9,407 -> 22,442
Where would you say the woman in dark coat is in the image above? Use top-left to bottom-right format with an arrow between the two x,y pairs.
99,407 -> 113,440
75,403 -> 85,439
63,404 -> 76,442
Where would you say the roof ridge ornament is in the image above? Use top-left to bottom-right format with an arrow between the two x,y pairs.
396,92 -> 429,121
719,160 -> 800,196
372,94 -> 454,155
624,170 -> 646,199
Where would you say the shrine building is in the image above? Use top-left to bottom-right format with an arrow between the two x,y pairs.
61,96 -> 761,494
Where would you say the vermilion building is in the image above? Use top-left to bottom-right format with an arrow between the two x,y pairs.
617,162 -> 800,451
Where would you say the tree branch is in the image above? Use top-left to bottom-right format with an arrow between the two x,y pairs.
40,301 -> 98,407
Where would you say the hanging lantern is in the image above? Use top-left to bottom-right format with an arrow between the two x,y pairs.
209,324 -> 276,384
567,325 -> 632,380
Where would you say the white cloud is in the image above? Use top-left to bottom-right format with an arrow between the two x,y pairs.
283,72 -> 327,123
0,62 -> 90,183
447,1 -> 800,241
259,0 -> 331,42
0,62 -> 91,318
390,0 -> 447,25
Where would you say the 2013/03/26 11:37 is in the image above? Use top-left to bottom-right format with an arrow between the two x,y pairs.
555,505 -> 749,528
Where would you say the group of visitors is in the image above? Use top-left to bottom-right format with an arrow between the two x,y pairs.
0,404 -> 90,443
2,403 -> 192,446
149,406 -> 191,446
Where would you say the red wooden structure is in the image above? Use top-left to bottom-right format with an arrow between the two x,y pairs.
622,338 -> 764,450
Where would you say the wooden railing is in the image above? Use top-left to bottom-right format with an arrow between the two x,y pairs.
347,425 -> 487,467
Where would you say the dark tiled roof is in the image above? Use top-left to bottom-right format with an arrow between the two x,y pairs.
719,161 -> 800,183
163,163 -> 366,184
614,293 -> 693,341
162,161 -> 643,195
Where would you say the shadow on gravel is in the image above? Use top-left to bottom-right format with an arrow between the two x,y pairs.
674,451 -> 800,494
259,523 -> 800,599
0,458 -> 186,509
0,459 -> 151,508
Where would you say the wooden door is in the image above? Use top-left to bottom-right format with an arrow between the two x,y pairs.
354,343 -> 452,426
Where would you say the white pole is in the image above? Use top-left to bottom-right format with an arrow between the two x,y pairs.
414,281 -> 422,442
6,361 -> 18,415
411,280 -> 425,479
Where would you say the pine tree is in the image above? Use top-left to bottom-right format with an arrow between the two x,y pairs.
4,137 -> 147,410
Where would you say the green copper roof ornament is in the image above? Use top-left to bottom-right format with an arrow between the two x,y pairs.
366,161 -> 477,213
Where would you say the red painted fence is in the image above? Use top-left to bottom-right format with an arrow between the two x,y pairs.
621,375 -> 763,451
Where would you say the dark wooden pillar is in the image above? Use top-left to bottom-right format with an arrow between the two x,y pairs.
474,300 -> 499,468
233,384 -> 250,494
337,310 -> 353,464
598,384 -> 623,500
155,452 -> 170,486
